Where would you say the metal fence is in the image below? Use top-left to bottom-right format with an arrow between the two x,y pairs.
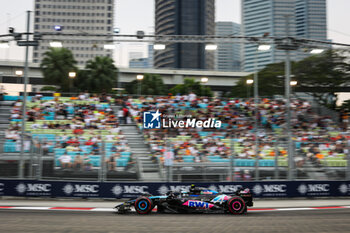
158,139 -> 350,182
0,136 -> 139,181
1,135 -> 350,182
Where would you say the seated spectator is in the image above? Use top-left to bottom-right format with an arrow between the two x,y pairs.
85,138 -> 94,146
74,154 -> 83,170
106,153 -> 117,171
92,143 -> 100,155
73,126 -> 84,135
83,154 -> 92,171
42,142 -> 52,155
59,154 -> 72,169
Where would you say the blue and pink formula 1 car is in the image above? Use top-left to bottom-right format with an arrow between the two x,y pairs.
115,185 -> 253,215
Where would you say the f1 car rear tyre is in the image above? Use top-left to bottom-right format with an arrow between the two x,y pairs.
134,197 -> 153,214
227,197 -> 246,215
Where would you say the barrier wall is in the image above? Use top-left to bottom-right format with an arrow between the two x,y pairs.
0,180 -> 349,199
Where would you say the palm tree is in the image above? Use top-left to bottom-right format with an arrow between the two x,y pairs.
40,48 -> 77,92
77,56 -> 118,93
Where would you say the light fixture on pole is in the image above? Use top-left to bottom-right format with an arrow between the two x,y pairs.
69,71 -> 76,78
200,77 -> 208,83
205,44 -> 217,51
258,44 -> 271,51
0,41 -> 9,48
19,11 -> 31,179
103,44 -> 115,50
15,70 -> 23,84
15,70 -> 23,77
153,43 -> 166,50
283,15 -> 295,181
246,79 -> 253,84
290,80 -> 298,97
254,43 -> 271,181
310,48 -> 324,54
290,80 -> 298,86
200,77 -> 208,96
53,25 -> 63,31
136,74 -> 144,96
246,79 -> 253,98
68,71 -> 76,94
49,41 -> 63,48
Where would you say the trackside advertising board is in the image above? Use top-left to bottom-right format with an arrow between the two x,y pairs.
0,180 -> 349,199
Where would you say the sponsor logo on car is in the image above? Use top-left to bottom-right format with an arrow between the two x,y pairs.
212,194 -> 230,203
183,200 -> 214,209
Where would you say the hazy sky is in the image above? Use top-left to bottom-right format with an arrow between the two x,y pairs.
0,0 -> 350,67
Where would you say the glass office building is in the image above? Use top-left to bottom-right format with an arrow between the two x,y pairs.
154,0 -> 215,70
215,22 -> 241,72
242,0 -> 327,72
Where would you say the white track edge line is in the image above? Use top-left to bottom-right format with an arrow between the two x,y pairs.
11,207 -> 51,210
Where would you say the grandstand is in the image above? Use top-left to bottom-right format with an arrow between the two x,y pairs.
0,94 -> 147,180
127,95 -> 348,181
0,94 -> 348,181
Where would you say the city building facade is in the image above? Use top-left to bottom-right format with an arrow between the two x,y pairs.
33,0 -> 114,67
215,21 -> 241,72
154,0 -> 215,70
241,0 -> 327,72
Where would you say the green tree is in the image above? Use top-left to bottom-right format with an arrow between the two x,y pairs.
170,78 -> 213,97
231,63 -> 284,98
293,49 -> 350,109
40,48 -> 77,92
40,86 -> 57,92
230,49 -> 350,107
125,73 -> 166,95
76,56 -> 118,93
231,62 -> 285,98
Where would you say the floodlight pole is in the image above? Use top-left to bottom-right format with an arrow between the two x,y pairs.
18,10 -> 31,179
284,15 -> 294,181
254,49 -> 260,180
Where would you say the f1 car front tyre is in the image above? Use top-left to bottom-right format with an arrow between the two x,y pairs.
227,197 -> 246,215
134,197 -> 153,214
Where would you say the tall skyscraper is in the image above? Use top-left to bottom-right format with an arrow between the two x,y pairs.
129,52 -> 144,60
295,0 -> 328,60
147,44 -> 154,68
215,22 -> 241,72
129,58 -> 150,68
33,0 -> 114,67
128,45 -> 154,68
154,0 -> 215,70
295,0 -> 327,40
242,0 -> 327,72
242,0 -> 297,72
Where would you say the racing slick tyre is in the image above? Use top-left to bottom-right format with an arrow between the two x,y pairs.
134,197 -> 153,214
227,197 -> 246,215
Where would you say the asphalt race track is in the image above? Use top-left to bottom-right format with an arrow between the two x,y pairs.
1,208 -> 350,233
